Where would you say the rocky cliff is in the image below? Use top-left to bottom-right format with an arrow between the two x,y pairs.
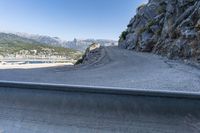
119,0 -> 200,64
75,43 -> 102,65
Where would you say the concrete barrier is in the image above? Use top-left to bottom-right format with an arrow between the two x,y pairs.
0,80 -> 199,132
0,80 -> 200,99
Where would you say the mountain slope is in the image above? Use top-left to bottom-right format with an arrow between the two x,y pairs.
14,32 -> 117,51
0,33 -> 82,60
119,0 -> 200,64
15,32 -> 65,47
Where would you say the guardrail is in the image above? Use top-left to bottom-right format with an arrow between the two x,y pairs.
0,80 -> 199,99
0,80 -> 199,132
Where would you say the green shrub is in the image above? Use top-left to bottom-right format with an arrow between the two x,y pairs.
139,27 -> 147,34
155,29 -> 162,35
139,20 -> 157,34
147,20 -> 156,29
119,30 -> 128,41
75,58 -> 83,65
156,6 -> 166,14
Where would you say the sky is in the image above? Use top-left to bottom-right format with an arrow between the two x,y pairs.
0,0 -> 147,40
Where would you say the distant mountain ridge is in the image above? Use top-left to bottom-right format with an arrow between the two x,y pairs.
0,32 -> 82,60
3,32 -> 118,51
66,38 -> 117,51
15,32 -> 65,47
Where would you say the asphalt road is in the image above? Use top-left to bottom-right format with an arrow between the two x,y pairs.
0,46 -> 200,92
0,87 -> 199,133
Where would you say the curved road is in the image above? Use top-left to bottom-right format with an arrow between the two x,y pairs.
0,46 -> 200,92
0,47 -> 200,132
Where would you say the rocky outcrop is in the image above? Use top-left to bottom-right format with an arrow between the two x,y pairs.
119,0 -> 200,63
75,43 -> 102,65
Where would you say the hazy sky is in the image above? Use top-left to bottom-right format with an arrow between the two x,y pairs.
0,0 -> 148,40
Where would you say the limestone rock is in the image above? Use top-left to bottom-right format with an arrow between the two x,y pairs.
75,43 -> 102,65
119,0 -> 200,63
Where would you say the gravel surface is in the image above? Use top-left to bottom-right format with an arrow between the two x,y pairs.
0,46 -> 200,92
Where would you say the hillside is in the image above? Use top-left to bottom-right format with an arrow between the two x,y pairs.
0,33 -> 82,60
16,32 -> 65,47
13,32 -> 117,51
119,0 -> 200,64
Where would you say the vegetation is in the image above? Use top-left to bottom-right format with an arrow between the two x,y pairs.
119,30 -> 128,41
0,33 -> 82,60
139,27 -> 147,34
139,20 -> 157,34
75,57 -> 84,65
147,20 -> 156,28
155,29 -> 162,35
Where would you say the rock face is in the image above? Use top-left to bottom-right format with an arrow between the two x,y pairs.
119,0 -> 200,63
75,43 -> 102,65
